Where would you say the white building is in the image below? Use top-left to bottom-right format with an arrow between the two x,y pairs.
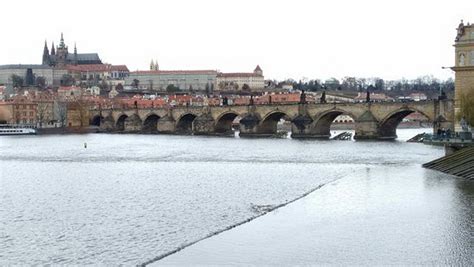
126,70 -> 217,92
216,65 -> 265,92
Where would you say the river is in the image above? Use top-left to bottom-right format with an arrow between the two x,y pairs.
0,129 -> 472,265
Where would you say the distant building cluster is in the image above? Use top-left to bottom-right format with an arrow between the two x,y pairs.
1,19 -> 471,130
0,33 -> 265,95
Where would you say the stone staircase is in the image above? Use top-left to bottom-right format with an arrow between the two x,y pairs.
422,147 -> 474,180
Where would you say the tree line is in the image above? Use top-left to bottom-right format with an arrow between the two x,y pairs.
273,75 -> 454,97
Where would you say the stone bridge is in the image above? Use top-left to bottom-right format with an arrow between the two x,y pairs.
89,100 -> 454,140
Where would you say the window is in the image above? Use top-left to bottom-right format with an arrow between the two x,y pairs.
471,51 -> 474,66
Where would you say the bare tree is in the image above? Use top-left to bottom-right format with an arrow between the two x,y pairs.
54,101 -> 68,128
36,102 -> 52,128
458,89 -> 474,125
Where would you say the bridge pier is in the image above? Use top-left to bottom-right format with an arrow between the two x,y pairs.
239,114 -> 270,137
100,116 -> 115,132
290,114 -> 327,139
156,115 -> 176,134
192,114 -> 216,135
353,110 -> 380,140
124,114 -> 142,133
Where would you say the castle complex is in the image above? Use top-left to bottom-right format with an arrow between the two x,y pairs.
42,33 -> 102,67
452,20 -> 474,129
0,33 -> 106,86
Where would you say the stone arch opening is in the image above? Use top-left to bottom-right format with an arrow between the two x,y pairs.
215,112 -> 240,135
116,114 -> 128,131
143,114 -> 161,133
313,110 -> 356,138
176,113 -> 197,134
90,115 -> 103,127
260,111 -> 291,136
378,109 -> 431,139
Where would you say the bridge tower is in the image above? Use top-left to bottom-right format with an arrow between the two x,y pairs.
452,20 -> 474,130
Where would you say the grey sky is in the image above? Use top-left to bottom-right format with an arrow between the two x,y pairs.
1,0 -> 472,81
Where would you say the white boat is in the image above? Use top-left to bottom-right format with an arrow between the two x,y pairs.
0,124 -> 37,135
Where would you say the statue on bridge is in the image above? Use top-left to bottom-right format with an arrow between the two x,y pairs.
300,90 -> 307,104
456,20 -> 465,41
320,91 -> 327,104
366,90 -> 370,103
460,116 -> 470,132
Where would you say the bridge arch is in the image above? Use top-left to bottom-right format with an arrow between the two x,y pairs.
176,113 -> 198,134
214,111 -> 240,134
259,110 -> 292,135
90,115 -> 103,126
143,113 -> 161,133
312,109 -> 357,138
378,108 -> 432,139
116,114 -> 128,131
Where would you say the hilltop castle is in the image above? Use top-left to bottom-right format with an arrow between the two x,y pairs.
42,33 -> 102,67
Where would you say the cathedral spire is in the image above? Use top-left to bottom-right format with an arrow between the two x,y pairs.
42,40 -> 50,65
43,40 -> 49,55
59,32 -> 65,48
51,42 -> 55,55
150,59 -> 154,70
155,59 -> 159,71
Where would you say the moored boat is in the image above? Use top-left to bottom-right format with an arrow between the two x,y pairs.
0,124 -> 37,135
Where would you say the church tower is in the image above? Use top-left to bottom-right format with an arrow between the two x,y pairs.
73,43 -> 78,65
254,65 -> 263,76
56,33 -> 69,66
452,20 -> 474,129
42,40 -> 50,65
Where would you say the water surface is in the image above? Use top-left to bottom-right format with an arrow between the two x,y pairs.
1,129 -> 472,265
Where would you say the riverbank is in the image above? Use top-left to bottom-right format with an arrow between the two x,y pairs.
36,127 -> 99,135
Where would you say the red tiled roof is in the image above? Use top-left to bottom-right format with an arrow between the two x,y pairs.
131,70 -> 218,75
217,72 -> 262,78
66,64 -> 129,72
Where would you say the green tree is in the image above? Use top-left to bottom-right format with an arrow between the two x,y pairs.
10,74 -> 23,88
60,74 -> 75,86
132,79 -> 140,88
35,76 -> 46,88
166,84 -> 180,93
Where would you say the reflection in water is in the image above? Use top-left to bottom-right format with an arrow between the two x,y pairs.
0,129 -> 472,265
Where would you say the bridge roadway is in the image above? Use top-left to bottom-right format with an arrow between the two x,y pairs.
89,100 -> 454,140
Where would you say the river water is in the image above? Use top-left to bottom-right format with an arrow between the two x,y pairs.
0,129 -> 472,265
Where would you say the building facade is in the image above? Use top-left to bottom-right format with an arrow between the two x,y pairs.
0,65 -> 68,86
452,20 -> 474,130
126,70 -> 217,92
66,64 -> 129,82
216,65 -> 265,92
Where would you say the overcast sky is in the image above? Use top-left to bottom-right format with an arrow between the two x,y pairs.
0,0 -> 472,81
